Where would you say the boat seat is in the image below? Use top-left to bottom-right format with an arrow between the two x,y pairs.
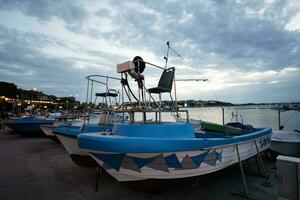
148,67 -> 175,94
95,92 -> 118,97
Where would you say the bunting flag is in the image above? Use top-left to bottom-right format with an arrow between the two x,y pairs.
131,157 -> 154,169
146,154 -> 169,172
191,151 -> 209,167
91,153 -> 125,171
165,153 -> 182,169
90,149 -> 222,172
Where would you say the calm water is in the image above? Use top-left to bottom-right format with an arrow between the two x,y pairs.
186,106 -> 300,131
135,105 -> 300,132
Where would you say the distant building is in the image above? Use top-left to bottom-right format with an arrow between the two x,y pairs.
0,81 -> 80,113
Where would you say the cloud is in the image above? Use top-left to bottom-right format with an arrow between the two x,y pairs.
102,0 -> 300,72
0,0 -> 88,26
0,0 -> 299,103
0,25 -> 87,96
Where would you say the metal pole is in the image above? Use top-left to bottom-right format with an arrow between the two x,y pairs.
164,41 -> 170,69
159,93 -> 162,123
95,165 -> 102,192
83,79 -> 90,129
90,81 -> 93,104
138,87 -> 141,109
105,78 -> 108,107
143,111 -> 146,124
235,144 -> 249,197
121,74 -> 125,123
142,80 -> 146,109
186,110 -> 189,123
254,140 -> 266,178
278,109 -> 281,130
173,72 -> 178,112
222,107 -> 225,125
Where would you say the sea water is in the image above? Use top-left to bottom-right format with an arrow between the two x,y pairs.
135,105 -> 300,132
186,106 -> 300,131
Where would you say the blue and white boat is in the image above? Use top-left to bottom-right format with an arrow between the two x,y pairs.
54,123 -> 113,166
77,55 -> 272,182
40,120 -> 82,137
79,123 -> 271,182
4,116 -> 55,136
54,75 -> 128,166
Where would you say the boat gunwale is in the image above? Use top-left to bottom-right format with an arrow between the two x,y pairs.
78,128 -> 272,153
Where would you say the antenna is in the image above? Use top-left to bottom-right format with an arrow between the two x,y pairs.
164,41 -> 170,69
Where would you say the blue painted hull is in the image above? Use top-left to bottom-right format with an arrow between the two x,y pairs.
78,123 -> 272,181
53,124 -> 114,138
78,123 -> 272,153
4,117 -> 55,136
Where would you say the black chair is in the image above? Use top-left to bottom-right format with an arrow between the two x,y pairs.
148,67 -> 175,109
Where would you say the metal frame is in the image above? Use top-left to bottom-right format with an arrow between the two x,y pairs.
83,75 -> 121,128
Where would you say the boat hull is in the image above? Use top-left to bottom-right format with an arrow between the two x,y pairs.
56,134 -> 97,167
40,125 -> 57,136
54,124 -> 113,167
4,120 -> 54,136
270,141 -> 300,157
40,121 -> 83,137
86,134 -> 271,182
270,131 -> 300,157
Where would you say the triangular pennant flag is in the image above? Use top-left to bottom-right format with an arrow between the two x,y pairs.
146,154 -> 169,172
92,153 -> 125,171
203,150 -> 217,166
215,151 -> 222,162
181,155 -> 197,169
165,153 -> 182,169
190,151 -> 208,167
121,155 -> 141,172
131,157 -> 154,169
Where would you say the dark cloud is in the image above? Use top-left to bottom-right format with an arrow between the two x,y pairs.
104,0 -> 300,71
0,0 -> 88,32
1,0 -> 299,72
0,25 -> 87,97
0,0 -> 299,103
0,24 -> 125,100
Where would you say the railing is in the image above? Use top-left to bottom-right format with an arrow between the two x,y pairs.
110,109 -> 189,124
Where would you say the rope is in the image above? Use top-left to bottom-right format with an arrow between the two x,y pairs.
168,43 -> 219,102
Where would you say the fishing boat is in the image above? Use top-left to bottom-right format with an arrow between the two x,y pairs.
269,108 -> 300,157
78,52 -> 272,182
3,116 -> 55,136
270,131 -> 300,157
54,75 -> 128,166
40,120 -> 82,137
47,112 -> 62,120
54,123 -> 113,166
40,123 -> 60,137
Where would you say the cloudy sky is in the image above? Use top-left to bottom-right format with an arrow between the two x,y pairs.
0,0 -> 299,103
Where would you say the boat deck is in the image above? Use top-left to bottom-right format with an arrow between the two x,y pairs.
0,129 -> 278,200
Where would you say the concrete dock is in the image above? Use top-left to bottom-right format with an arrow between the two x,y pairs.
0,130 -> 278,200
